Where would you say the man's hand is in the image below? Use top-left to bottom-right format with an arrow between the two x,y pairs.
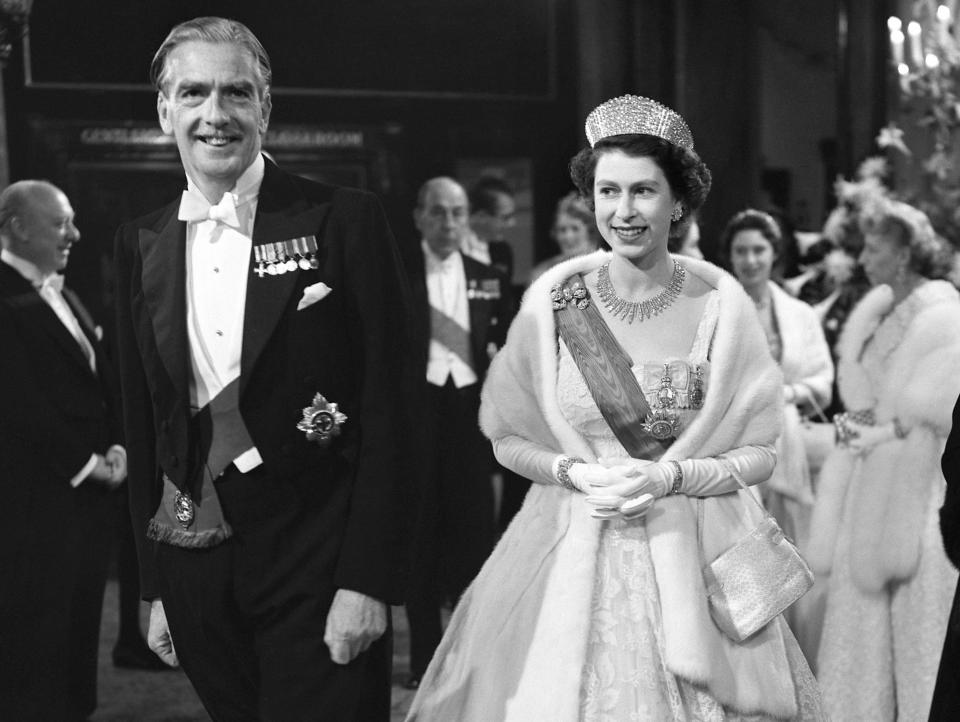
88,446 -> 127,489
88,454 -> 116,486
105,445 -> 128,485
324,589 -> 387,665
147,599 -> 179,667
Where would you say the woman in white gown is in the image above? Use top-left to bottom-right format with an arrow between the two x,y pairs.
720,209 -> 834,665
406,95 -> 824,721
808,198 -> 960,720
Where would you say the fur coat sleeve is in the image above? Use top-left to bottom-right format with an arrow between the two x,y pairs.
771,282 -> 834,408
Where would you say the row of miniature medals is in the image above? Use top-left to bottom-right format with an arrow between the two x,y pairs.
551,278 -> 704,441
254,236 -> 320,277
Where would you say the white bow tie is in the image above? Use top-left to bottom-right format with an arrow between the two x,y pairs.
178,190 -> 241,228
39,273 -> 64,293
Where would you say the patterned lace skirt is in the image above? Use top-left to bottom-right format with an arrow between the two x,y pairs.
579,518 -> 823,722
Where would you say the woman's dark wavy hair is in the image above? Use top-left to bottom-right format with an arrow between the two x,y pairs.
568,134 -> 712,239
718,208 -> 783,264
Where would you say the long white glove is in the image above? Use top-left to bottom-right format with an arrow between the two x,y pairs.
490,436 -> 656,500
584,445 -> 776,520
492,435 -> 776,520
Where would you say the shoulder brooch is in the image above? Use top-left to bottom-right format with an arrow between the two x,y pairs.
551,279 -> 591,311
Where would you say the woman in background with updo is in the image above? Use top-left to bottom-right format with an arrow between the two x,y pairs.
528,192 -> 602,285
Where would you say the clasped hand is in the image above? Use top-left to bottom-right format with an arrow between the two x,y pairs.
576,457 -> 672,520
89,445 -> 127,489
841,420 -> 895,455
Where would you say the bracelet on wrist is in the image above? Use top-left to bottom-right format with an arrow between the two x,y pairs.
668,459 -> 684,495
554,455 -> 585,491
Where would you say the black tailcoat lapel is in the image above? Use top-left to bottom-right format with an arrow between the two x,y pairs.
241,159 -> 330,396
0,263 -> 93,375
138,201 -> 190,410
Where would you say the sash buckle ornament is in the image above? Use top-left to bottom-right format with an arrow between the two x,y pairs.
297,393 -> 348,447
174,491 -> 194,529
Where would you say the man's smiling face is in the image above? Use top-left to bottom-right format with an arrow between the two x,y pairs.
157,40 -> 271,200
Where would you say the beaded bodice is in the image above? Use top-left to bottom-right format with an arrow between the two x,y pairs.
556,291 -> 719,459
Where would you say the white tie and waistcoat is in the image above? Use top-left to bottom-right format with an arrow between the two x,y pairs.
179,153 -> 265,473
422,240 -> 477,389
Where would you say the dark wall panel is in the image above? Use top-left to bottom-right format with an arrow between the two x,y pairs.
27,0 -> 554,98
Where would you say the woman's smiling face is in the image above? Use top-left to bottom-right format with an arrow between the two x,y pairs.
593,150 -> 677,263
730,229 -> 776,290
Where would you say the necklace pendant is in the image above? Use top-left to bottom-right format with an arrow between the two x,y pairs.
642,364 -> 681,440
656,363 -> 677,407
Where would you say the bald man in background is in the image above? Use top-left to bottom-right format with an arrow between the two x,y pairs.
0,180 -> 126,721
402,177 -> 512,688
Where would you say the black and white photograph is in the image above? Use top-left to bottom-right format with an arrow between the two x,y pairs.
1,1 -> 960,720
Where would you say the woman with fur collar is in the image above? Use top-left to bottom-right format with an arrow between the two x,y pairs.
407,97 -> 824,721
720,208 -> 834,666
807,198 -> 960,720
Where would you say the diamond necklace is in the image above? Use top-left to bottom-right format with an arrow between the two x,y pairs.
596,259 -> 686,323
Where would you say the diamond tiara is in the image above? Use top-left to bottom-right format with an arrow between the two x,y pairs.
584,95 -> 694,151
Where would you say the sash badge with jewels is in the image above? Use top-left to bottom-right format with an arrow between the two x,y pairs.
297,393 -> 348,447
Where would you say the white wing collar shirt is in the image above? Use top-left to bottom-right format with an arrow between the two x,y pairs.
1,247 -> 116,487
180,152 -> 265,472
423,240 -> 477,389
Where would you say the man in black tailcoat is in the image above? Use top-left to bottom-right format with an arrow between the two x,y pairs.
401,176 -> 512,688
0,180 -> 126,720
114,17 -> 411,721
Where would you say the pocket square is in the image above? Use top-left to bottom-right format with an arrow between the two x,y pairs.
297,282 -> 333,310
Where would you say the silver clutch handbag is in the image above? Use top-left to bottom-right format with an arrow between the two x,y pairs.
701,468 -> 814,642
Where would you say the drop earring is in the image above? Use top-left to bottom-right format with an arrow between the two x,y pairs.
895,261 -> 907,285
671,206 -> 683,222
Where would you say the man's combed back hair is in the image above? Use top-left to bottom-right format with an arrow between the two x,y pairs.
150,16 -> 272,95
468,176 -> 514,215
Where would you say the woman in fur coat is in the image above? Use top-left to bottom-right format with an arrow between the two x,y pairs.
407,96 -> 824,721
720,208 -> 834,666
808,198 -> 960,721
